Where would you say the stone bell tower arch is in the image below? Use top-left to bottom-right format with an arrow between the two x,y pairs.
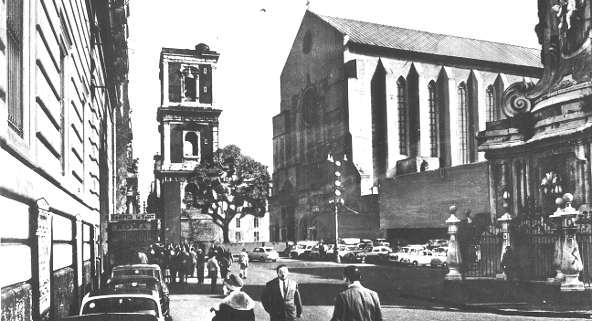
154,44 -> 222,243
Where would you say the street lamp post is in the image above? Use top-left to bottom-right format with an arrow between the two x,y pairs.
328,153 -> 347,263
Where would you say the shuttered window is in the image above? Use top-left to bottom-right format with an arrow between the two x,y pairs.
7,0 -> 24,135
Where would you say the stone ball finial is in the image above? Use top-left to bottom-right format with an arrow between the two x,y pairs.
555,197 -> 564,207
562,193 -> 574,204
449,205 -> 457,214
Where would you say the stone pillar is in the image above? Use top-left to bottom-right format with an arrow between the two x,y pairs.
497,212 -> 512,280
445,205 -> 463,280
549,197 -> 564,282
162,60 -> 169,106
559,193 -> 585,291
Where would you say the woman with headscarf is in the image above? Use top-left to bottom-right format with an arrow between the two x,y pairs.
211,273 -> 256,321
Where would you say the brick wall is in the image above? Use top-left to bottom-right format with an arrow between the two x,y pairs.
380,162 -> 491,229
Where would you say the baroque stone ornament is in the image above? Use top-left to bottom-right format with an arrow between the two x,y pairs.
501,81 -> 535,118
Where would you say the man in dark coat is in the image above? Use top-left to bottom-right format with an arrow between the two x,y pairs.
330,266 -> 382,321
261,265 -> 302,321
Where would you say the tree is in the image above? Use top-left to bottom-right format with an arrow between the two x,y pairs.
187,145 -> 270,243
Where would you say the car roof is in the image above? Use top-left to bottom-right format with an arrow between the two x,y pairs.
109,275 -> 159,282
113,264 -> 161,270
92,287 -> 157,297
60,314 -> 158,321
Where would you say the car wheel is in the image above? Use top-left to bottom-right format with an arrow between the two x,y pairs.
412,261 -> 418,266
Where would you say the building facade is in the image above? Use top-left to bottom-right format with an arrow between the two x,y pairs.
115,80 -> 139,215
272,10 -> 542,243
0,1 -> 129,320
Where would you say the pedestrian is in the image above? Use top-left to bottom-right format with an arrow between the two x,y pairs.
137,249 -> 148,264
219,250 -> 232,280
196,248 -> 206,284
238,248 -> 249,279
261,264 -> 302,321
210,273 -> 256,321
330,265 -> 382,321
501,246 -> 514,280
207,253 -> 221,294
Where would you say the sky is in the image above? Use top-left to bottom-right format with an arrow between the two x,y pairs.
127,0 -> 540,200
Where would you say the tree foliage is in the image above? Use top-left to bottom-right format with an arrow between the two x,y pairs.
185,145 -> 270,242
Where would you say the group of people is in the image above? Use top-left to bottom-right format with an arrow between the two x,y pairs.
211,264 -> 382,321
138,242 -> 251,293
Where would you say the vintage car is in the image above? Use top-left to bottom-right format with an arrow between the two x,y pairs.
289,241 -> 317,258
111,264 -> 169,296
80,288 -> 165,321
389,245 -> 425,264
60,314 -> 158,321
248,247 -> 279,262
429,246 -> 448,267
106,275 -> 170,319
357,246 -> 393,263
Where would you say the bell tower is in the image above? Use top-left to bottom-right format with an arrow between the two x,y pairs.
155,44 -> 222,243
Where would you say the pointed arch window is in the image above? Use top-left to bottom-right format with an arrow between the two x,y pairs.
397,78 -> 409,155
486,85 -> 495,122
458,82 -> 469,164
428,81 -> 439,157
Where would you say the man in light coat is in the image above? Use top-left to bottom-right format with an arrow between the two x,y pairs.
261,265 -> 302,321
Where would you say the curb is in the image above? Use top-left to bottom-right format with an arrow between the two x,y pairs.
399,293 -> 592,319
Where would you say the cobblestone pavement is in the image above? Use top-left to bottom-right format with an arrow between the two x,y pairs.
168,259 -> 577,321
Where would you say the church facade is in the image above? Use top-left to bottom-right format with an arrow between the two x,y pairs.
271,10 -> 543,243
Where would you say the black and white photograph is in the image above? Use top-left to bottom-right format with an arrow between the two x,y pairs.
1,0 -> 592,320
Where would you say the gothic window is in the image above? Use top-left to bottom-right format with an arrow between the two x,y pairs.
397,77 -> 409,155
236,217 -> 241,228
458,82 -> 469,164
486,85 -> 495,122
184,131 -> 200,158
254,217 -> 259,228
235,232 -> 241,242
181,66 -> 198,101
7,0 -> 24,135
428,81 -> 439,158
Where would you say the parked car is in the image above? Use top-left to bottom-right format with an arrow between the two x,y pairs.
359,246 -> 393,263
389,245 -> 425,264
430,246 -> 448,267
106,275 -> 170,319
407,249 -> 436,266
60,315 -> 158,321
373,238 -> 391,247
248,247 -> 279,262
80,288 -> 165,321
111,264 -> 168,297
301,244 -> 325,260
340,238 -> 361,245
290,241 -> 317,258
327,244 -> 358,261
427,239 -> 449,249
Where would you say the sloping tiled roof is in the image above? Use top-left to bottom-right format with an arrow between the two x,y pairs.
314,12 -> 542,68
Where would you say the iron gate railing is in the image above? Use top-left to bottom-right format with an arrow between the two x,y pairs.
461,214 -> 591,283
464,224 -> 502,278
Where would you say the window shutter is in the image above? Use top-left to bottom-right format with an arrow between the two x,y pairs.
199,64 -> 212,104
168,62 -> 181,102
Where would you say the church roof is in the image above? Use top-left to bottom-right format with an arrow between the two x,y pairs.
314,12 -> 542,68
